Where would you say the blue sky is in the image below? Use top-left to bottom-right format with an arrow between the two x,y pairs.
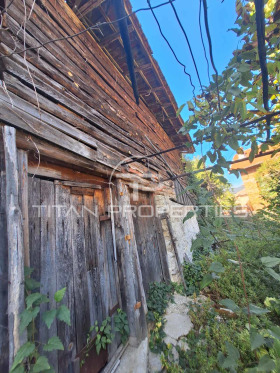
130,0 -> 243,187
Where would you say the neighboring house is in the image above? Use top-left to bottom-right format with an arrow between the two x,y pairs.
231,146 -> 279,211
0,0 -> 199,371
232,185 -> 252,213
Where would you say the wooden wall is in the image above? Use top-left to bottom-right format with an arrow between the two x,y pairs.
0,0 -> 185,179
0,129 -> 172,371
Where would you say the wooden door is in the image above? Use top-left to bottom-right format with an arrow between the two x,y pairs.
28,178 -> 121,373
130,191 -> 169,294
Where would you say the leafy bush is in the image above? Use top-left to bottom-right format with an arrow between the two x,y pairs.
146,282 -> 174,320
183,261 -> 203,296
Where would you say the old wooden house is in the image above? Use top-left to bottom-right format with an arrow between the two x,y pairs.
0,0 -> 199,371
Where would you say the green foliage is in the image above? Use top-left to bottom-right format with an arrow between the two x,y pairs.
81,309 -> 129,366
94,317 -> 113,355
10,268 -> 68,373
148,313 -> 167,354
256,157 -> 280,212
179,0 -> 280,175
183,261 -> 203,295
114,308 -> 129,345
146,282 -> 174,320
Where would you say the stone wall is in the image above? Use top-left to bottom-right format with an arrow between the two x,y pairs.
155,192 -> 200,282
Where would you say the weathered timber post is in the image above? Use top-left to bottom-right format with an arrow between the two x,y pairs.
3,126 -> 26,368
17,150 -> 30,267
0,131 -> 9,372
114,180 -> 147,345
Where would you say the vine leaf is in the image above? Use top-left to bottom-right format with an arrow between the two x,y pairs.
257,355 -> 276,372
268,325 -> 280,340
42,309 -> 57,330
200,274 -> 213,289
20,307 -> 40,334
10,342 -> 36,372
32,356 -> 50,373
209,262 -> 225,273
219,299 -> 240,312
183,211 -> 195,223
265,268 -> 280,282
56,305 -> 71,326
218,341 -> 240,370
10,366 -> 25,373
43,336 -> 64,352
26,293 -> 49,310
242,304 -> 270,315
250,330 -> 266,350
54,287 -> 66,303
25,277 -> 40,291
261,256 -> 280,268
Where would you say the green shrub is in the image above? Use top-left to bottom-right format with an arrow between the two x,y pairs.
183,261 -> 203,296
146,281 -> 174,320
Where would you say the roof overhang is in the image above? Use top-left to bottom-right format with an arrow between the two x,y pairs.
68,0 -> 194,153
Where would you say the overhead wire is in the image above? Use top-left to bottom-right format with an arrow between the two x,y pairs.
201,0 -> 221,110
146,0 -> 196,98
0,0 -> 177,58
168,0 -> 204,92
254,0 -> 270,139
199,0 -> 211,84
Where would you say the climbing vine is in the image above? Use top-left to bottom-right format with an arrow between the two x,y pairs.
10,267 -> 70,373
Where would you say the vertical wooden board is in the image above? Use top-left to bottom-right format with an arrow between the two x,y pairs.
39,180 -> 58,371
55,183 -> 76,373
17,150 -> 29,267
0,138 -> 9,372
70,193 -> 90,353
100,219 -> 120,360
94,190 -> 109,319
28,176 -> 41,281
114,180 -> 145,344
83,195 -> 102,327
3,126 -> 26,367
102,220 -> 118,310
130,191 -> 164,294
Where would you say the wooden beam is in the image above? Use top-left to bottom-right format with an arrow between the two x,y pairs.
0,133 -> 9,372
17,150 -> 29,267
76,0 -> 105,18
3,126 -> 26,369
114,180 -> 147,345
134,63 -> 153,73
99,24 -> 134,47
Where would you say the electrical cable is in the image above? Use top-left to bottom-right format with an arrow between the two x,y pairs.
201,0 -> 221,110
254,0 -> 270,139
147,0 -> 196,97
0,0 -> 177,58
168,0 -> 203,92
199,0 -> 210,84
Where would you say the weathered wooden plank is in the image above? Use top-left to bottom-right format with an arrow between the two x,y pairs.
94,190 -> 110,319
39,180 -> 58,371
4,2 -> 182,173
0,96 -> 97,162
0,137 -> 9,372
114,180 -> 147,345
70,193 -> 91,353
1,126 -> 114,177
131,191 -> 164,293
28,176 -> 41,282
55,182 -> 76,372
17,150 -> 29,267
3,126 -> 26,368
77,0 -> 105,18
0,89 -> 97,150
83,194 -> 103,326
61,181 -> 101,189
